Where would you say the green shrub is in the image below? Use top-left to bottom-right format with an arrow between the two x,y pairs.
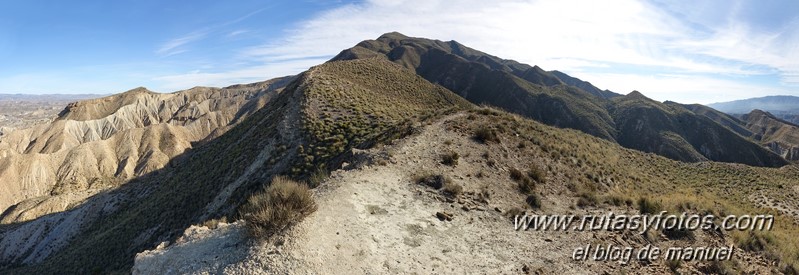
473,126 -> 499,143
576,192 -> 598,208
527,165 -> 546,183
518,177 -> 535,194
441,151 -> 460,166
526,194 -> 542,209
442,181 -> 463,197
637,197 -> 662,215
510,167 -> 524,181
308,167 -> 329,188
240,176 -> 317,240
414,173 -> 448,189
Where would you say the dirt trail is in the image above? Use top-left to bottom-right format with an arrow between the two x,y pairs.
134,115 -> 598,274
137,114 -> 776,274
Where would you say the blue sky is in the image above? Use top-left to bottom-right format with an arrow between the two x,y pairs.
0,0 -> 797,104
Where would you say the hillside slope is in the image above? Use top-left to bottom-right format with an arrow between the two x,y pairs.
0,58 -> 471,274
135,108 -> 799,274
0,77 -> 291,223
609,92 -> 787,167
743,110 -> 799,161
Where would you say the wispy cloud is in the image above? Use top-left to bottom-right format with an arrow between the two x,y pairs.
155,8 -> 267,58
227,30 -> 250,37
224,0 -> 798,103
156,31 -> 208,57
152,58 -> 320,91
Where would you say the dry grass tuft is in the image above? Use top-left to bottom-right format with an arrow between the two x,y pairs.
240,176 -> 317,240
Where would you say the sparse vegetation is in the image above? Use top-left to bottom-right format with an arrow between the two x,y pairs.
473,126 -> 499,143
239,177 -> 317,240
442,181 -> 463,197
414,173 -> 448,189
510,166 -> 545,194
526,165 -> 546,183
441,151 -> 460,166
525,194 -> 541,209
666,259 -> 682,274
415,173 -> 461,197
637,197 -> 662,214
576,192 -> 598,208
505,207 -> 525,219
700,260 -> 739,275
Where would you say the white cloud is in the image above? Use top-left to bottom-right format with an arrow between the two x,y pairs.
152,58 -> 321,91
217,0 -> 797,103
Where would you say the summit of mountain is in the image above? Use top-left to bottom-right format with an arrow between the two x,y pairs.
332,32 -> 788,167
332,32 -> 619,141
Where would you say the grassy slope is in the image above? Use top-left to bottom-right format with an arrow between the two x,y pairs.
453,107 -> 799,272
294,58 -> 473,176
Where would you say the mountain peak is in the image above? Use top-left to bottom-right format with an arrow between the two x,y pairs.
624,90 -> 651,100
122,86 -> 155,95
377,31 -> 410,41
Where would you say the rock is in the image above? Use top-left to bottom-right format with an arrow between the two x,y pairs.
436,211 -> 454,221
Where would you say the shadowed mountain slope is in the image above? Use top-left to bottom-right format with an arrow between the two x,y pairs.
610,91 -> 787,166
550,70 -> 620,99
332,32 -> 788,167
331,32 -> 619,141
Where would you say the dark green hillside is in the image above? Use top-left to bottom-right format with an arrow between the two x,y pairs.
674,102 -> 754,138
551,70 -> 620,99
610,91 -> 787,167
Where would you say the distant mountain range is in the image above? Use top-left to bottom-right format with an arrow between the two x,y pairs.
709,95 -> 799,114
709,95 -> 799,124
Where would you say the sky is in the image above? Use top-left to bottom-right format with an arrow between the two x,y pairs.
0,0 -> 797,104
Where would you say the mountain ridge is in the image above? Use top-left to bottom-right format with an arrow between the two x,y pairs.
332,32 -> 789,167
